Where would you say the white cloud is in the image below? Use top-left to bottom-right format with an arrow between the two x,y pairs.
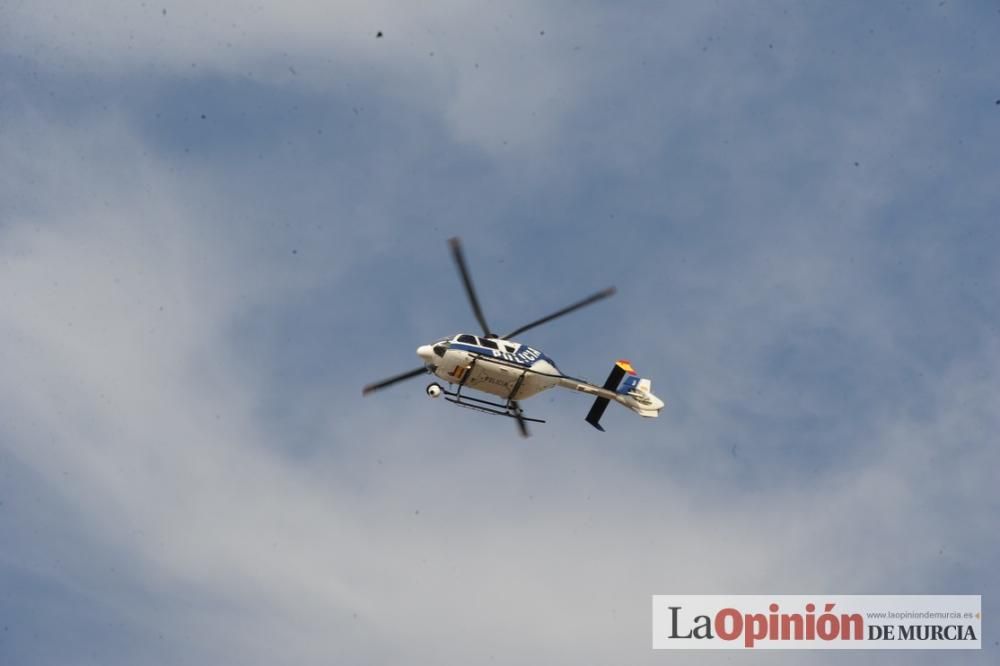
1,108 -> 995,662
2,3 -> 998,663
1,1 -> 613,159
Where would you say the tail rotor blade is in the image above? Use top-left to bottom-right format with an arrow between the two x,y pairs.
501,286 -> 616,339
449,237 -> 493,336
362,366 -> 429,395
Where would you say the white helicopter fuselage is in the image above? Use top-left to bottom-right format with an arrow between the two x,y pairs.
417,334 -> 562,400
363,238 -> 662,434
409,331 -> 663,429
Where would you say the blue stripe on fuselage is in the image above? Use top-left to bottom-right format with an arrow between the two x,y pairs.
448,343 -> 559,370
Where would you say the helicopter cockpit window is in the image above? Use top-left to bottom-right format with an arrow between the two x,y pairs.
504,344 -> 516,353
456,334 -> 478,344
479,338 -> 499,350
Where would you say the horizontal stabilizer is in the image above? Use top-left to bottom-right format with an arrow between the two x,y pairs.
618,375 -> 664,417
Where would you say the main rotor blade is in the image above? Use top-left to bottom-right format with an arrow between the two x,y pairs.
511,400 -> 530,438
448,237 -> 492,336
362,366 -> 429,395
501,286 -> 617,339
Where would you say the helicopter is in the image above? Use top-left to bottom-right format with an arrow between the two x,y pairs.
362,237 -> 664,437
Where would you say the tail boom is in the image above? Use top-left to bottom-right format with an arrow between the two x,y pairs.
563,360 -> 664,431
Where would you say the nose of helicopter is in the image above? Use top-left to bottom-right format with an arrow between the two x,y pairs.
416,345 -> 435,363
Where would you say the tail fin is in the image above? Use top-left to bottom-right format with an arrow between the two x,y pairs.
584,360 -> 664,431
584,360 -> 630,431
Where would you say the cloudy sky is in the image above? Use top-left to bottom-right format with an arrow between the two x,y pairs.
1,1 -> 998,663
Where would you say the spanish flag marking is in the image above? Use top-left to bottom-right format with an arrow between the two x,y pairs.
616,360 -> 637,375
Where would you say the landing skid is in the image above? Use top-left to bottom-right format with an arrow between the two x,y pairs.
429,358 -> 544,437
439,388 -> 546,424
